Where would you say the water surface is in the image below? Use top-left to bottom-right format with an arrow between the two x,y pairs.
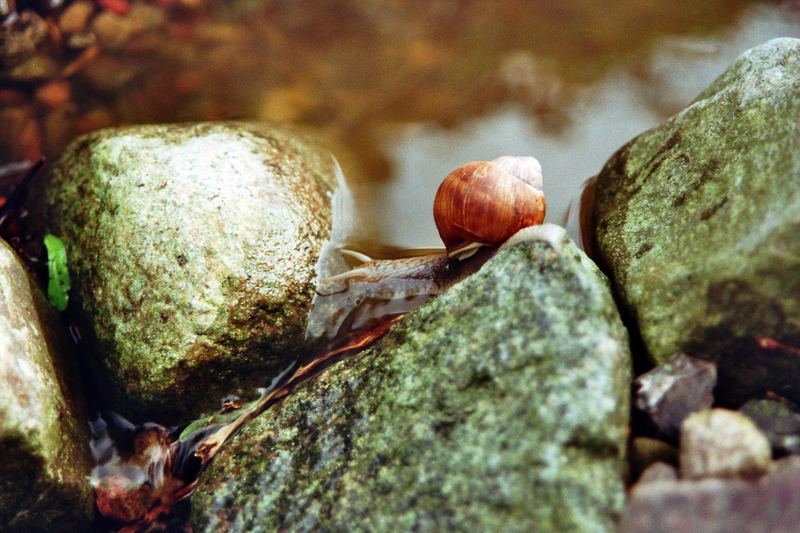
2,0 -> 799,253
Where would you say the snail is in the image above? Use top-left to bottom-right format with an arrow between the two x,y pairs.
434,156 -> 546,259
308,155 -> 547,340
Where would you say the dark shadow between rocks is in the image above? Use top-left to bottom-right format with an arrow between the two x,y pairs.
684,279 -> 800,407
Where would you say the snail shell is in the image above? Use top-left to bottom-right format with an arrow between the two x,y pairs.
433,156 -> 546,259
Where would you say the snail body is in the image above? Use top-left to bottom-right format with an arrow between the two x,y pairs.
433,156 -> 546,259
310,155 -> 548,339
308,249 -> 494,339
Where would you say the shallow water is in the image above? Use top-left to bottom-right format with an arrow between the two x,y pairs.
2,1 -> 800,252
347,4 -> 800,252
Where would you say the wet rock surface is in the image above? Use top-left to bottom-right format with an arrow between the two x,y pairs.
191,226 -> 631,532
634,353 -> 716,438
592,38 -> 800,405
0,240 -> 93,531
680,409 -> 771,480
31,122 -> 338,422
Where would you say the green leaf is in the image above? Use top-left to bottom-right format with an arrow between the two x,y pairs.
44,234 -> 70,311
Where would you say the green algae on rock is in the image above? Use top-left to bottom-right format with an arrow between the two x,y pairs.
191,225 -> 631,533
33,122 -> 337,422
592,38 -> 800,404
0,240 -> 93,532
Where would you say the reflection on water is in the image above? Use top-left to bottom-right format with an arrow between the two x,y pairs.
1,1 -> 799,255
349,5 -> 800,253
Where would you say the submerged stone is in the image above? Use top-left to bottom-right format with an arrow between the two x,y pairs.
0,240 -> 93,531
191,226 -> 631,532
32,122 -> 337,422
636,462 -> 678,486
593,38 -> 800,405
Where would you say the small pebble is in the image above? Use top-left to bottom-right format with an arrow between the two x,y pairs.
634,353 -> 716,438
680,408 -> 771,480
0,10 -> 47,69
1,52 -> 59,82
82,56 -> 140,92
636,461 -> 679,486
35,79 -> 71,109
127,3 -> 166,33
632,436 -> 678,479
91,11 -> 136,49
58,0 -> 96,35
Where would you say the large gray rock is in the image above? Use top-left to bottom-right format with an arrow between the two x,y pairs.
191,226 -> 632,533
593,38 -> 800,404
33,122 -> 337,422
0,240 -> 93,531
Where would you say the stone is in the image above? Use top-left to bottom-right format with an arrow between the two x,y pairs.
636,462 -> 678,486
631,437 -> 677,480
191,226 -> 632,532
0,11 -> 47,69
680,409 -> 771,480
0,239 -> 94,531
634,353 -> 716,438
58,1 -> 96,35
592,38 -> 800,405
622,460 -> 800,533
35,80 -> 71,110
1,53 -> 59,83
81,56 -> 141,92
126,4 -> 167,34
90,11 -> 136,50
740,398 -> 800,455
32,122 -> 337,422
90,4 -> 165,50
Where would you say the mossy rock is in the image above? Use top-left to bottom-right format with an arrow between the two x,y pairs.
191,226 -> 631,532
593,38 -> 800,404
0,240 -> 93,531
33,122 -> 337,422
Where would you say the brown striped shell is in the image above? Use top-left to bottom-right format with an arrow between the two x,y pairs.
433,156 -> 546,258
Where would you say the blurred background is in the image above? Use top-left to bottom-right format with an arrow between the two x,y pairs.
2,0 -> 800,255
